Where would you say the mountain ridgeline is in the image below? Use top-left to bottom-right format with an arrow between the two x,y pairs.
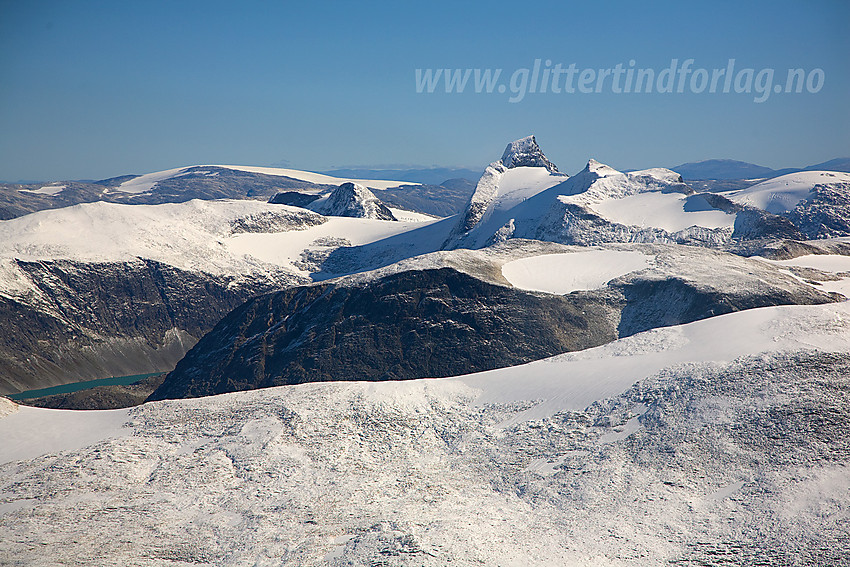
148,243 -> 840,401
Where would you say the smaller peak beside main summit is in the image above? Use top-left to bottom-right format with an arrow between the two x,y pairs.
500,135 -> 559,173
583,158 -> 621,177
311,182 -> 397,221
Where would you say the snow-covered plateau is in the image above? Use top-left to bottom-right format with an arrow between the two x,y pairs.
1,136 -> 850,565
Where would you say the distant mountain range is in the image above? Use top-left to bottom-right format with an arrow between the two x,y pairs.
321,158 -> 850,185
319,167 -> 483,185
670,157 -> 850,180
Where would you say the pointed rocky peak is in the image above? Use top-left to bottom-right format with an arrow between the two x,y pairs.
500,135 -> 559,173
314,182 -> 397,221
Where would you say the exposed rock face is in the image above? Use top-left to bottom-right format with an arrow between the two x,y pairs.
456,163 -> 508,233
0,259 -> 300,395
786,182 -> 850,238
310,182 -> 397,220
148,247 -> 839,401
500,135 -> 559,173
267,191 -> 321,208
148,268 -> 620,400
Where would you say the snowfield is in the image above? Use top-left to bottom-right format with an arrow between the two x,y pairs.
590,191 -> 735,232
0,199 -> 434,283
756,252 -> 850,296
729,171 -> 850,214
501,250 -> 652,294
1,301 -> 849,565
486,166 -> 568,211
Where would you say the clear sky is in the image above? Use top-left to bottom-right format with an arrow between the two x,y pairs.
1,0 -> 848,181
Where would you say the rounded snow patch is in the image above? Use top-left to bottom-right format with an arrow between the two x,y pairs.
501,250 -> 651,294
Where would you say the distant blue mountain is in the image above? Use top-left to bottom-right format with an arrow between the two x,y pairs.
671,157 -> 850,180
803,157 -> 850,173
319,167 -> 483,185
671,159 -> 777,180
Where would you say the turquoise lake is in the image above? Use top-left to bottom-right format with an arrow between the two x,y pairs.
9,372 -> 164,401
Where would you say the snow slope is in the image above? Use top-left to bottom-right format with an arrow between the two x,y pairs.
213,165 -> 420,190
1,301 -> 849,565
457,301 -> 850,422
114,167 -> 194,194
0,199 -> 432,282
0,405 -> 129,463
591,191 -> 735,232
226,215 -> 438,276
730,171 -> 850,214
757,253 -> 850,296
561,165 -> 735,231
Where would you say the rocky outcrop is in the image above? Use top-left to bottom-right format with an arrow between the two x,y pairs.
309,182 -> 397,220
786,182 -> 850,238
500,135 -> 559,172
148,268 -> 620,400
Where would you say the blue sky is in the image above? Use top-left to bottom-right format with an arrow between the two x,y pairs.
1,0 -> 848,181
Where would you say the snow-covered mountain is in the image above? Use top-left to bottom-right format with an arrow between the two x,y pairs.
730,171 -> 850,214
447,135 -> 567,240
2,136 -> 850,565
306,182 -> 397,220
446,149 -> 776,250
729,171 -> 850,238
148,240 -> 839,401
0,164 -> 468,221
0,199 -> 436,394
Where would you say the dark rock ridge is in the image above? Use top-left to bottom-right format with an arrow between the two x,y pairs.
268,191 -> 322,208
0,259 -> 301,395
148,257 -> 839,401
148,268 -> 619,400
